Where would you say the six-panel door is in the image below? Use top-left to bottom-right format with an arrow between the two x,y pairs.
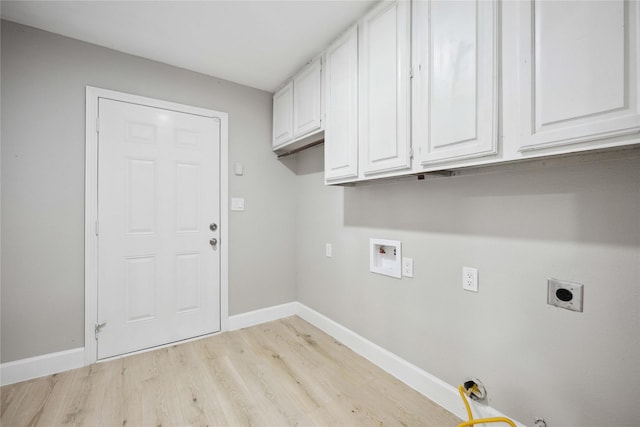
97,98 -> 221,359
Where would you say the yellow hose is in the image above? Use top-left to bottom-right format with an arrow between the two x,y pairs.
459,385 -> 475,422
457,385 -> 517,427
458,418 -> 517,427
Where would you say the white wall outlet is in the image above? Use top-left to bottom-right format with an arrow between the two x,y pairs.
326,243 -> 332,258
462,267 -> 478,292
402,257 -> 413,278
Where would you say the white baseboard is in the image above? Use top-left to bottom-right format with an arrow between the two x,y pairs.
1,347 -> 85,386
1,302 -> 298,386
228,301 -> 298,331
295,304 -> 465,416
295,303 -> 525,427
0,302 -> 523,426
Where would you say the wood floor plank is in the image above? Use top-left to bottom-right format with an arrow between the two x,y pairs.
136,347 -> 185,427
237,326 -> 321,422
280,317 -> 386,387
20,370 -> 78,427
167,340 -> 227,426
184,339 -> 244,427
5,377 -> 53,427
1,378 -> 31,423
1,316 -> 461,427
120,351 -> 150,426
211,355 -> 260,425
95,358 -> 125,427
220,328 -> 300,425
241,321 -> 335,410
55,359 -> 112,426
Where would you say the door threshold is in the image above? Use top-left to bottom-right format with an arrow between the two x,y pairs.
97,329 -> 222,363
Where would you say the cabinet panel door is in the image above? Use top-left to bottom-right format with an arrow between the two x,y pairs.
325,27 -> 359,182
413,0 -> 498,164
293,58 -> 323,138
518,0 -> 640,151
272,81 -> 294,148
359,0 -> 411,175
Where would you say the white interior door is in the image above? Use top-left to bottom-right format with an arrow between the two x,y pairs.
97,98 -> 220,359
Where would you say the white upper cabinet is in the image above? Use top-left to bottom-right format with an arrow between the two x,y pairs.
272,81 -> 294,149
314,0 -> 640,185
359,0 -> 411,175
272,57 -> 323,152
516,0 -> 640,152
293,57 -> 323,138
413,0 -> 498,165
324,26 -> 359,182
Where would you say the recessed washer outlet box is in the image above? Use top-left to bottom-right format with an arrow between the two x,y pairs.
370,238 -> 402,279
547,278 -> 584,312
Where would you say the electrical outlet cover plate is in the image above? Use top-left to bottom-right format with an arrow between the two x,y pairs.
402,257 -> 413,278
462,267 -> 478,292
547,278 -> 584,312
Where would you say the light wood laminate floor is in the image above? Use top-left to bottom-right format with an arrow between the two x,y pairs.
1,316 -> 460,426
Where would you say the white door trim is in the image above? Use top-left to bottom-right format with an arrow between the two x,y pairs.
84,86 -> 229,365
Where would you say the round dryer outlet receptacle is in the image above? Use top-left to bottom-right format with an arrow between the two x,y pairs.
463,377 -> 487,402
534,417 -> 547,427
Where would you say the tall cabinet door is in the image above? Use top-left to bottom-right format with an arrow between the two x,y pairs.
325,26 -> 359,182
413,0 -> 498,165
272,82 -> 294,148
359,0 -> 411,175
293,58 -> 323,138
517,0 -> 640,151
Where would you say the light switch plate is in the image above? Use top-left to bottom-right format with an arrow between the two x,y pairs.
326,243 -> 332,258
234,162 -> 244,176
231,197 -> 245,211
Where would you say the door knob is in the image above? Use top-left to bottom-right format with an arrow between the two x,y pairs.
210,238 -> 218,247
210,223 -> 217,231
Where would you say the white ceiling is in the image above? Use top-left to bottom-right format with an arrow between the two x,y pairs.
1,0 -> 377,92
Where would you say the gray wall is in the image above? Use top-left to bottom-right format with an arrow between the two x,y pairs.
3,16 -> 640,427
295,144 -> 640,427
1,20 -> 297,363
